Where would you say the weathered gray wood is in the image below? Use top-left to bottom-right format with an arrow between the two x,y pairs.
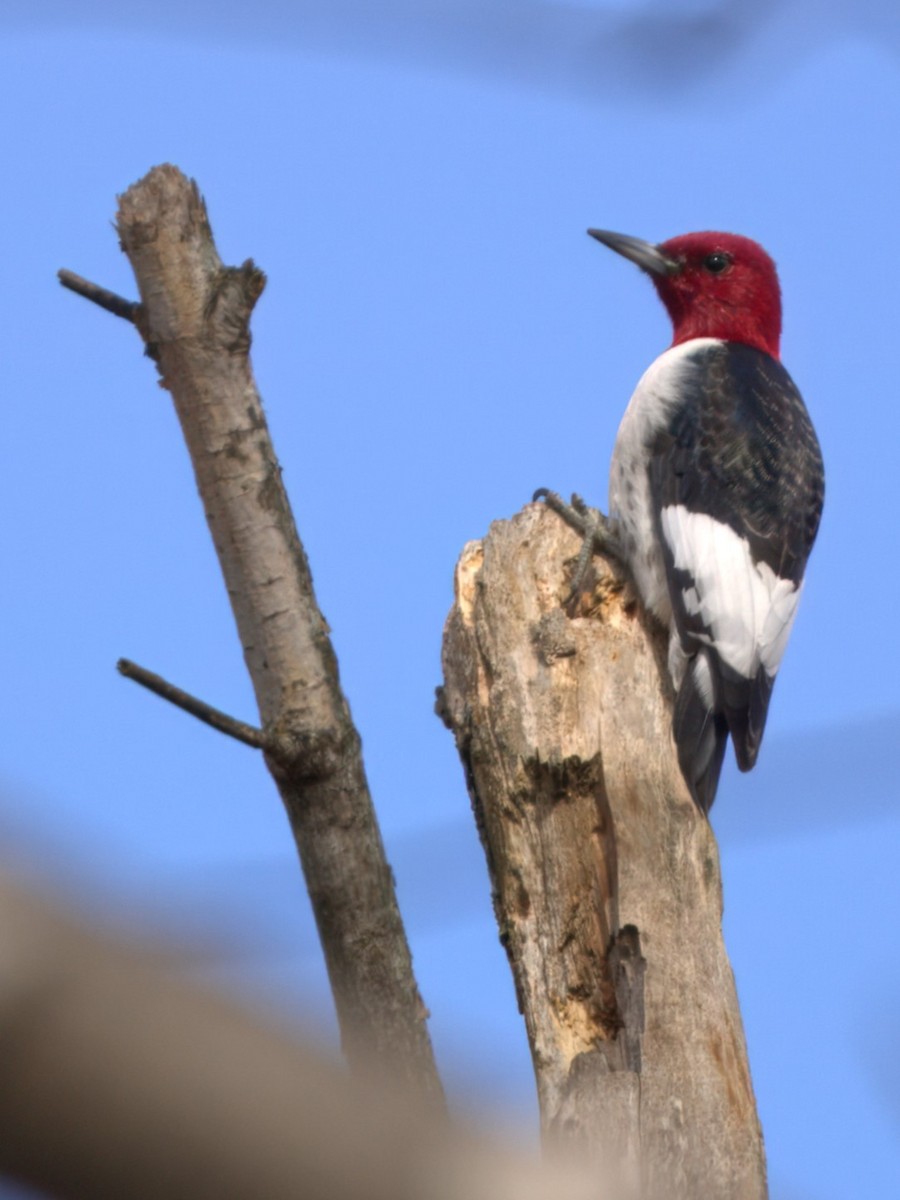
441,502 -> 767,1199
110,165 -> 442,1106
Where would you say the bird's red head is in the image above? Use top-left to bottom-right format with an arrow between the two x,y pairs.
588,229 -> 783,359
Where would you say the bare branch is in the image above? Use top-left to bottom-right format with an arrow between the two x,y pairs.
117,658 -> 266,750
57,269 -> 138,322
83,164 -> 443,1107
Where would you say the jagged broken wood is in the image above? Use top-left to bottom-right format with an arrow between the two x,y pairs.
60,165 -> 443,1109
440,502 -> 767,1199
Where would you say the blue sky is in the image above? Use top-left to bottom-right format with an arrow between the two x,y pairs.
1,4 -> 898,1197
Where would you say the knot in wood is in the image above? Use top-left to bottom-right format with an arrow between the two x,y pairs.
205,262 -> 267,354
531,609 -> 578,664
264,720 -> 350,784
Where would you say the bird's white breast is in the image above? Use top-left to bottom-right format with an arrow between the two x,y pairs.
608,339 -> 720,623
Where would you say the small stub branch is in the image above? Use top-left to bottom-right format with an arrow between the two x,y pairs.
61,165 -> 443,1109
440,503 -> 766,1198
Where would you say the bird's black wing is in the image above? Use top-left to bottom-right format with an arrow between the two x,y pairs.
648,341 -> 824,793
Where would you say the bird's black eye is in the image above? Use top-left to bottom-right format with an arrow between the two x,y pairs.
703,252 -> 732,275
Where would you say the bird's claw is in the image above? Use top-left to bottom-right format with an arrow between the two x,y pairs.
533,488 -> 621,556
533,488 -> 589,534
533,487 -> 625,604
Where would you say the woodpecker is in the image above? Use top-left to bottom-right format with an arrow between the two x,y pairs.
588,229 -> 824,812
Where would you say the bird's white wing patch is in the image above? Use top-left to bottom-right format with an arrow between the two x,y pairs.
660,505 -> 802,679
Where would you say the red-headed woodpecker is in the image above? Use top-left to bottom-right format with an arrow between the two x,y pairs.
588,229 -> 824,812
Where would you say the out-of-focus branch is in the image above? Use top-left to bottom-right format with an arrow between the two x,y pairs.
59,164 -> 443,1107
0,874 -> 599,1200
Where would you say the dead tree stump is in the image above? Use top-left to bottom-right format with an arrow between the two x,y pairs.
441,501 -> 767,1200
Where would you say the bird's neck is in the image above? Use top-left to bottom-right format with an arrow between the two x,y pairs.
657,284 -> 782,359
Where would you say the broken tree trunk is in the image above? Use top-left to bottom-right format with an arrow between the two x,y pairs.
440,501 -> 767,1200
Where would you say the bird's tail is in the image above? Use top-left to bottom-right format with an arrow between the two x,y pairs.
719,665 -> 775,773
673,653 -> 729,814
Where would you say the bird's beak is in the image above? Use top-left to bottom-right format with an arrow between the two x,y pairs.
587,229 -> 680,277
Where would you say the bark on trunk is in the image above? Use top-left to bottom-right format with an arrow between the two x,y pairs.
440,502 -> 767,1199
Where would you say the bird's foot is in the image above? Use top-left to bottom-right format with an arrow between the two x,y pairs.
532,489 -> 624,606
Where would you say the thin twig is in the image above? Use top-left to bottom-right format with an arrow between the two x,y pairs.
57,269 -> 138,322
117,658 -> 266,750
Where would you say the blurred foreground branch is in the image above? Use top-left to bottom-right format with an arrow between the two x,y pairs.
0,874 -> 596,1200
